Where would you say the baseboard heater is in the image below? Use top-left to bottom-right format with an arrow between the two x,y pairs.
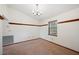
3,35 -> 14,46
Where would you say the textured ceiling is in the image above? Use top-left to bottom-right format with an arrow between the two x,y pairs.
7,4 -> 79,20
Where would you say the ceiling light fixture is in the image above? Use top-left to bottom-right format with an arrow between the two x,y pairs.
32,4 -> 42,16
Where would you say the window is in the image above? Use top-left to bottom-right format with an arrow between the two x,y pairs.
48,20 -> 57,36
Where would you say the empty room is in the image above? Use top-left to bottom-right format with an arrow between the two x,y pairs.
0,4 -> 79,55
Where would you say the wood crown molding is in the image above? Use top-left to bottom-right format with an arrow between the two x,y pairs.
9,19 -> 79,26
0,15 -> 5,20
58,19 -> 79,24
9,22 -> 48,27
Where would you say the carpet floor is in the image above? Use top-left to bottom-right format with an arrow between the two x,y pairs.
3,38 -> 79,55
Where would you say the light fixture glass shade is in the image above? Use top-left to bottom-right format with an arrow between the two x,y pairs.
32,4 -> 42,16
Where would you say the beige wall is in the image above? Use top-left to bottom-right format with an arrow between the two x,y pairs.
0,20 -> 2,54
0,4 -> 8,54
0,5 -> 40,54
9,25 -> 40,43
3,5 -> 40,43
40,8 -> 79,52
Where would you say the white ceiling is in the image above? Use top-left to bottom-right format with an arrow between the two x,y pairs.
7,4 -> 79,20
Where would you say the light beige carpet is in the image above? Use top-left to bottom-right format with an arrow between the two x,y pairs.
3,38 -> 79,55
